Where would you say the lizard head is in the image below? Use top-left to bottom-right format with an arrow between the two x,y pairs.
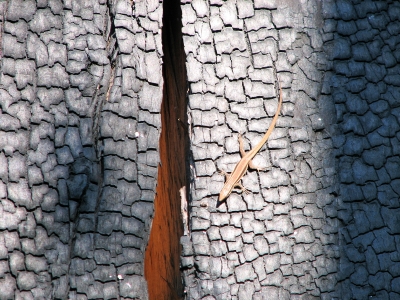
218,185 -> 232,201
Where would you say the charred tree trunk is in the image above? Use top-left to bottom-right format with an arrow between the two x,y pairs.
2,0 -> 400,299
0,0 -> 163,298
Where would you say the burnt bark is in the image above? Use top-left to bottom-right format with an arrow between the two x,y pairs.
2,0 -> 400,299
0,0 -> 163,299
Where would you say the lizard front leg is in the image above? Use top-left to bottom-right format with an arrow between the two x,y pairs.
235,182 -> 250,194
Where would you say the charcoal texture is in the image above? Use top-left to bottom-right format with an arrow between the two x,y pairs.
0,0 -> 162,299
181,0 -> 400,299
2,0 -> 400,299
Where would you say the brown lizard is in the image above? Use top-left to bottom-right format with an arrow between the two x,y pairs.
219,81 -> 283,201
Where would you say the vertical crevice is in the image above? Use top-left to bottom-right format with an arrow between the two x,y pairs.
0,2 -> 7,61
144,0 -> 187,298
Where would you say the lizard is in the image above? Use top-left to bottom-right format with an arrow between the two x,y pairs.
218,81 -> 283,202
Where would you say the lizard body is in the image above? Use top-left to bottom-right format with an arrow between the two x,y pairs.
219,82 -> 283,201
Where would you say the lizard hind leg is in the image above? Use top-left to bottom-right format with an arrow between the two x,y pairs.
248,160 -> 271,173
239,134 -> 269,173
218,170 -> 230,178
238,133 -> 247,157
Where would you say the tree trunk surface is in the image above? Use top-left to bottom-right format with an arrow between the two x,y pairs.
1,0 -> 400,299
0,0 -> 163,299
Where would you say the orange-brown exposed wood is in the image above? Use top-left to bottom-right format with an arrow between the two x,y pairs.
144,0 -> 187,298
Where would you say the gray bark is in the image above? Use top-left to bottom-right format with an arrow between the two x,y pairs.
2,0 -> 400,299
0,0 -> 163,299
330,1 -> 400,299
181,0 -> 400,299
